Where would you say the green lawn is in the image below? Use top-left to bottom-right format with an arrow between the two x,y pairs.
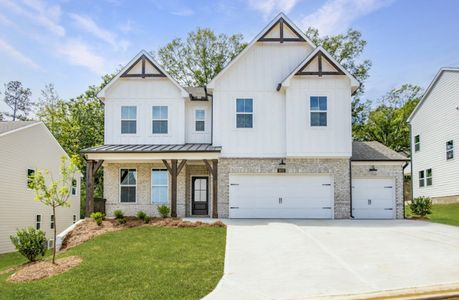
0,252 -> 27,272
406,203 -> 459,227
0,226 -> 226,300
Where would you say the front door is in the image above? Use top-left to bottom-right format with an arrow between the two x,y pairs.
192,177 -> 209,215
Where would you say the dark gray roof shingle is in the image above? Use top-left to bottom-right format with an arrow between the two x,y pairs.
0,121 -> 40,135
184,87 -> 211,100
81,143 -> 221,153
352,141 -> 408,161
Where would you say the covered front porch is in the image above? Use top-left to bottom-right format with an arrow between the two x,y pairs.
81,144 -> 221,218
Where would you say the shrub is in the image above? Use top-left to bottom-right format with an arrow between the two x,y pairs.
10,227 -> 47,262
114,209 -> 124,219
117,218 -> 127,225
157,205 -> 170,218
136,211 -> 147,220
90,212 -> 104,226
410,196 -> 432,217
144,216 -> 151,224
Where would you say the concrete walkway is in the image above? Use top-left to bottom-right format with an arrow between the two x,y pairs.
204,220 -> 459,299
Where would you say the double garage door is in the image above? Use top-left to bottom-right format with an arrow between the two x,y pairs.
228,174 -> 396,219
229,174 -> 334,219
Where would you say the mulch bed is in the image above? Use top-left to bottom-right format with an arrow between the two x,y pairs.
8,256 -> 82,283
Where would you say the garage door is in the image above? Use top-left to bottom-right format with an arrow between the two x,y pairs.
229,174 -> 334,219
352,178 -> 395,219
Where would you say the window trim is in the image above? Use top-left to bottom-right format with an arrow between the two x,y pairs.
119,168 -> 137,203
36,214 -> 41,230
310,96 -> 328,127
235,98 -> 254,129
419,170 -> 425,188
152,105 -> 169,134
27,168 -> 35,190
50,215 -> 54,229
446,140 -> 454,160
121,106 -> 137,135
194,109 -> 206,132
426,168 -> 433,186
414,135 -> 420,152
151,169 -> 169,204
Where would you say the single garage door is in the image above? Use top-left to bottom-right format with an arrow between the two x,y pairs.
352,178 -> 395,219
229,174 -> 334,219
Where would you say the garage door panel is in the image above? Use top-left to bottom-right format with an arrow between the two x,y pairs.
352,178 -> 395,219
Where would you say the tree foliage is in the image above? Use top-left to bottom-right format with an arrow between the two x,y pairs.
156,28 -> 246,86
36,83 -> 60,135
1,81 -> 33,120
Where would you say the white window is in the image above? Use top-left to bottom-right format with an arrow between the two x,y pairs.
419,170 -> 425,187
152,169 -> 168,203
71,179 -> 77,195
120,169 -> 137,203
73,215 -> 77,224
27,169 -> 35,189
50,215 -> 54,229
121,106 -> 137,134
236,98 -> 253,128
414,135 -> 420,152
195,109 -> 205,132
446,140 -> 454,160
36,215 -> 41,230
310,96 -> 327,127
426,168 -> 432,186
152,106 -> 168,134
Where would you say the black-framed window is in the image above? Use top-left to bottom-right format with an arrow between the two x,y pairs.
151,169 -> 168,204
121,106 -> 137,134
120,169 -> 136,203
419,170 -> 425,187
236,98 -> 253,128
71,179 -> 77,195
310,96 -> 327,127
36,215 -> 41,230
152,106 -> 168,134
426,168 -> 432,186
446,140 -> 454,160
50,215 -> 54,229
195,109 -> 205,132
27,169 -> 35,189
73,215 -> 77,224
414,135 -> 420,152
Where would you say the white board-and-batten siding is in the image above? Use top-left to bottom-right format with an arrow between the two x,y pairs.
411,71 -> 459,199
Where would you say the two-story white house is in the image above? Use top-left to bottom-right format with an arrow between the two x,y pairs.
408,68 -> 459,203
82,13 -> 408,220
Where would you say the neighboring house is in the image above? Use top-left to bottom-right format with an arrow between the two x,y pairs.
82,13 -> 408,220
408,68 -> 459,203
0,121 -> 80,253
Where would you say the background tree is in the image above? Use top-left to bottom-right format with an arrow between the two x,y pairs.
37,83 -> 60,135
2,81 -> 33,120
156,28 -> 246,86
31,156 -> 78,264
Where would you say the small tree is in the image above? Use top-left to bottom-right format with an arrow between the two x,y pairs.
31,156 -> 78,264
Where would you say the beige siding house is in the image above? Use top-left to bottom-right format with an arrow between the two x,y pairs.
0,121 -> 80,253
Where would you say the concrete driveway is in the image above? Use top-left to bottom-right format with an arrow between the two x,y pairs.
204,220 -> 459,299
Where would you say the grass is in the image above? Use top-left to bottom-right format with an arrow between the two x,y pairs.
405,203 -> 459,227
0,226 -> 226,300
0,252 -> 27,272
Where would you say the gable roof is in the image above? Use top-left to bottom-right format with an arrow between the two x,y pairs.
97,50 -> 189,100
407,67 -> 459,123
279,46 -> 360,93
0,121 -> 40,136
352,141 -> 408,161
207,12 -> 316,89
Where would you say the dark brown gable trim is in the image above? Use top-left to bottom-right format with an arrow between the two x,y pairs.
295,51 -> 345,77
120,54 -> 166,78
258,17 -> 305,43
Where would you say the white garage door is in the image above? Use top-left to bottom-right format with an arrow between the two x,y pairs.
352,178 -> 395,219
229,174 -> 334,219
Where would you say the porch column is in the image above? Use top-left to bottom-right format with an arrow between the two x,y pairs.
163,159 -> 187,218
204,159 -> 218,218
85,159 -> 104,217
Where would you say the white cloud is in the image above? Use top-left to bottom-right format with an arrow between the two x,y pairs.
0,38 -> 41,69
0,0 -> 65,36
57,40 -> 106,75
248,0 -> 300,18
171,8 -> 195,17
69,13 -> 129,51
119,20 -> 133,33
300,0 -> 393,35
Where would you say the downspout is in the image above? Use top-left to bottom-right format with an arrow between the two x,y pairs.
206,87 -> 214,145
349,159 -> 354,219
408,123 -> 414,219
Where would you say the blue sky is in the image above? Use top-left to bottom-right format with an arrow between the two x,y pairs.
0,0 -> 458,113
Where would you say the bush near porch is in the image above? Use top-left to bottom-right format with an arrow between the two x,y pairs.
0,226 -> 226,299
405,203 -> 459,227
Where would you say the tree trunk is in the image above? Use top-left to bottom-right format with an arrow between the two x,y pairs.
52,205 -> 56,264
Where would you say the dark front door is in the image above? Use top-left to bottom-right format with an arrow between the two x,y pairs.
192,177 -> 208,215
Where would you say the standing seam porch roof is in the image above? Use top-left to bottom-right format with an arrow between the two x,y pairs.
81,144 -> 222,153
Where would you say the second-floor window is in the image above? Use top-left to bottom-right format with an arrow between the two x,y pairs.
446,140 -> 454,160
50,215 -> 55,229
195,109 -> 205,132
152,106 -> 168,134
121,106 -> 137,134
36,215 -> 41,230
414,135 -> 420,152
310,96 -> 327,127
27,169 -> 35,189
236,98 -> 253,128
71,179 -> 77,195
